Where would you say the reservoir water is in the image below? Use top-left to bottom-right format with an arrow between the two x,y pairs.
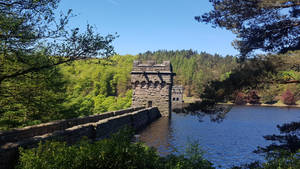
138,106 -> 300,168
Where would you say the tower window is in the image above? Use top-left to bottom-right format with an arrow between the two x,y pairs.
148,101 -> 152,107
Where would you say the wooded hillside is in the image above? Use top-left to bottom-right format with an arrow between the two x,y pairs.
1,49 -> 299,130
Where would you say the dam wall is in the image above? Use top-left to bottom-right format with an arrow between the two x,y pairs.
0,107 -> 161,169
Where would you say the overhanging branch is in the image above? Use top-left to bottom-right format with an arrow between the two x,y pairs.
0,58 -> 75,83
261,2 -> 300,9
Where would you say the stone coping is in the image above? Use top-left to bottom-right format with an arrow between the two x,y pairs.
0,107 -> 159,151
0,107 -> 145,145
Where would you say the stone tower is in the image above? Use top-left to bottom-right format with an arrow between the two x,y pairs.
131,60 -> 175,116
172,85 -> 184,109
172,85 -> 184,103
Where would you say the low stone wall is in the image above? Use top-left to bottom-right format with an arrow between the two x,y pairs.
0,107 -> 161,169
0,107 -> 144,146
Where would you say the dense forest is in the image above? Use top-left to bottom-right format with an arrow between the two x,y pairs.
201,50 -> 300,105
1,0 -> 300,169
0,50 -> 239,130
0,55 -> 135,130
138,50 -> 238,97
138,50 -> 300,106
1,49 -> 299,130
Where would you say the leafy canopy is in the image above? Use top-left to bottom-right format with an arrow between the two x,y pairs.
0,0 -> 117,129
196,0 -> 300,58
0,0 -> 116,83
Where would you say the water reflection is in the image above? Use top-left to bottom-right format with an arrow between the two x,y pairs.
138,117 -> 177,155
138,105 -> 300,168
173,102 -> 232,123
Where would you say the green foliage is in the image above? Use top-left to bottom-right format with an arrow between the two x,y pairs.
196,0 -> 300,57
0,48 -> 239,130
60,55 -> 136,118
278,70 -> 300,82
0,0 -> 116,130
162,140 -> 213,169
138,50 -> 238,97
260,85 -> 281,104
0,55 -> 135,129
261,151 -> 300,169
233,150 -> 300,169
15,127 -> 300,169
200,51 -> 300,105
0,0 -> 116,84
1,49 -> 298,130
0,53 -> 67,130
17,128 -> 214,169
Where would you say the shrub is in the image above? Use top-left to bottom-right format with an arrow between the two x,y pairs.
260,87 -> 279,105
17,128 -> 214,169
262,150 -> 300,169
232,150 -> 300,169
247,90 -> 260,104
235,92 -> 246,105
281,90 -> 296,105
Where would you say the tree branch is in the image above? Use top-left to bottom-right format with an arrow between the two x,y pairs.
261,2 -> 300,9
0,1 -> 22,7
261,80 -> 300,84
282,80 -> 300,84
0,58 -> 75,83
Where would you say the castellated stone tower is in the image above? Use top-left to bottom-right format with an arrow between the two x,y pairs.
131,60 -> 175,116
172,85 -> 184,103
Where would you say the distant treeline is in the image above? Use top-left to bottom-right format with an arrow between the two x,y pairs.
1,50 -> 299,130
0,50 -> 238,130
138,50 -> 300,105
201,50 -> 300,105
0,55 -> 135,130
138,50 -> 238,97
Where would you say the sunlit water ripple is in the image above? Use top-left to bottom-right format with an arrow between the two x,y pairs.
138,106 -> 300,168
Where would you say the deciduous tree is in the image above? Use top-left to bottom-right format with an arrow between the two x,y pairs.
0,0 -> 116,84
0,0 -> 116,128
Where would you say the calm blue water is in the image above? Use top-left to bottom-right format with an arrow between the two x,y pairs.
138,106 -> 300,168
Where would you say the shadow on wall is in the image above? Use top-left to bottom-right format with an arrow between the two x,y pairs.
0,107 -> 161,169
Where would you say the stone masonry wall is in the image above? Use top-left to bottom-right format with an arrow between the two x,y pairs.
0,107 -> 144,146
172,85 -> 184,103
0,107 -> 161,169
131,60 -> 175,116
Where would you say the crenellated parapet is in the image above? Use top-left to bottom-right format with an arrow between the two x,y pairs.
132,60 -> 172,72
131,60 -> 175,116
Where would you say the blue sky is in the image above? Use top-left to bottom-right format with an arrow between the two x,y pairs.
58,0 -> 239,56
